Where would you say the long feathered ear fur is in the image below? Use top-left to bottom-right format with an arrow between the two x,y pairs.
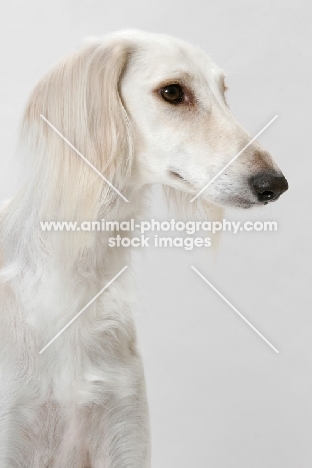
4,37 -> 133,262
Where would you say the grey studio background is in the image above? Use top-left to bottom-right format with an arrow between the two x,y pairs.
0,1 -> 311,467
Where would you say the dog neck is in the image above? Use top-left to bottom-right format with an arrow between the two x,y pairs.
0,185 -> 148,358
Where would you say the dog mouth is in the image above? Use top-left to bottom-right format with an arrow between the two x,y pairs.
169,170 -> 194,188
223,197 -> 256,209
170,170 -> 186,181
223,195 -> 275,209
168,172 -> 276,209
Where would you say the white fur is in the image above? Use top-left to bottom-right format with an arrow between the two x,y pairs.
0,30 -> 284,467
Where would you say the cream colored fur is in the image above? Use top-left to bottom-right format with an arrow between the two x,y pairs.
0,30 -> 284,467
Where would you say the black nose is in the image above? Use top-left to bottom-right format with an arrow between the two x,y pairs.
250,173 -> 288,203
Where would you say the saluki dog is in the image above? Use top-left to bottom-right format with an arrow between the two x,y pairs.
0,30 -> 288,467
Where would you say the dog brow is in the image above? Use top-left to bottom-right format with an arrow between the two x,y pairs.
154,71 -> 192,88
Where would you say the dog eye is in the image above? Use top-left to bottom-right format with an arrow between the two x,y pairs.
160,84 -> 184,104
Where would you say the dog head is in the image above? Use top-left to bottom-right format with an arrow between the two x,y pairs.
119,30 -> 288,208
24,30 -> 288,225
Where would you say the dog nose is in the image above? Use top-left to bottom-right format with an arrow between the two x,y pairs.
250,173 -> 288,203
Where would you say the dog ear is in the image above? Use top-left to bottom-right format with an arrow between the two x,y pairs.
84,39 -> 133,205
21,37 -> 133,257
